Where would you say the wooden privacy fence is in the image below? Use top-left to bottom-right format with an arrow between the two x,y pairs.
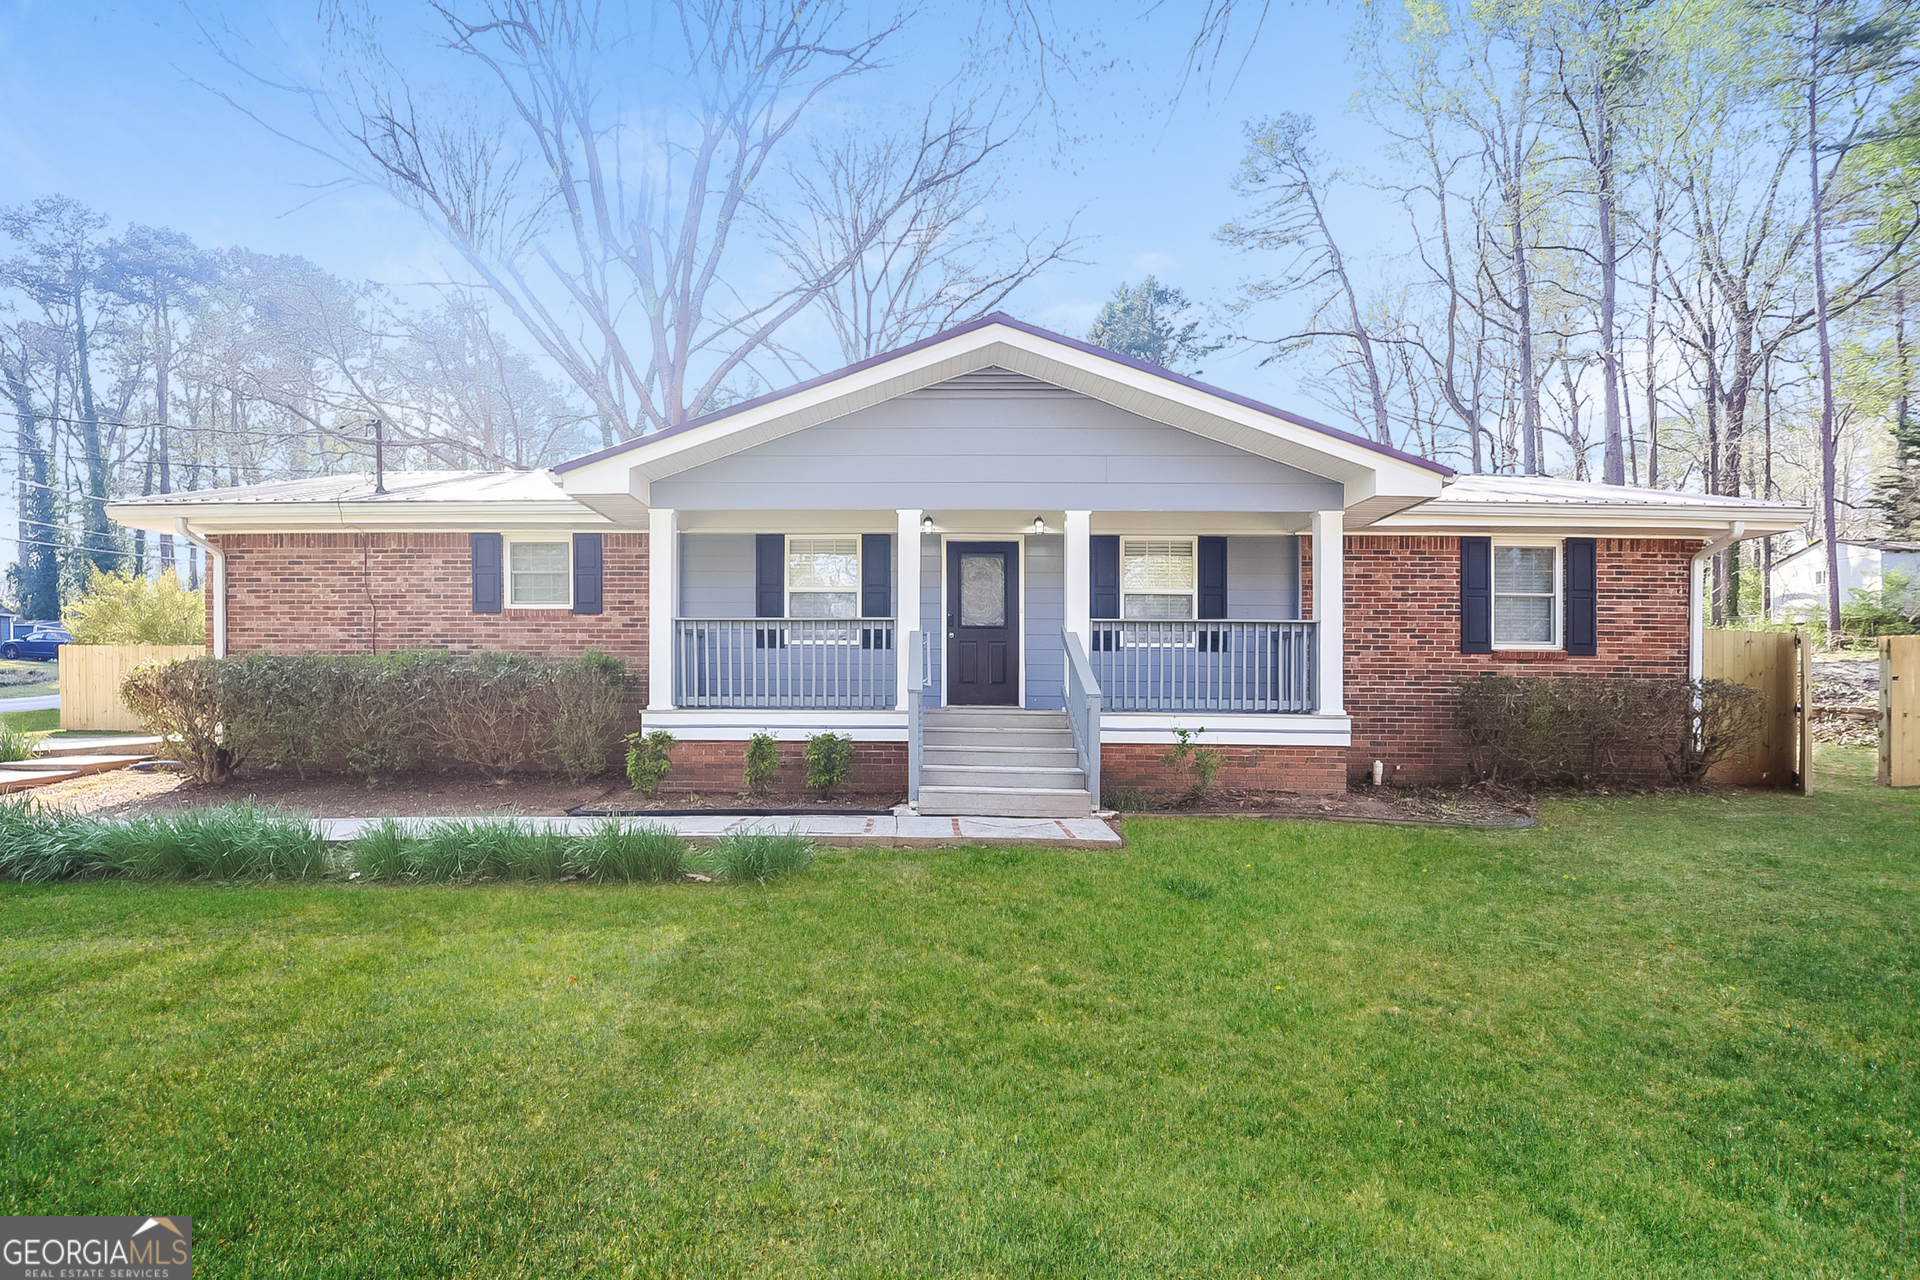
1881,635 -> 1919,788
1702,629 -> 1813,791
58,644 -> 203,732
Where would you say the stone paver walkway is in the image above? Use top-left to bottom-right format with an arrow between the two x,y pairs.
316,813 -> 1121,849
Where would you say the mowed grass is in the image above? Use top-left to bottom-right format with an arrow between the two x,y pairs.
2,751 -> 1915,1277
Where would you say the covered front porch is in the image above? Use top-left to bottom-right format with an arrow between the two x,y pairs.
643,506 -> 1348,722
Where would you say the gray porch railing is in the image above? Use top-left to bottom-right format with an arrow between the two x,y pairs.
675,618 -> 896,709
1064,629 -> 1102,806
1089,620 -> 1316,713
906,629 -> 931,803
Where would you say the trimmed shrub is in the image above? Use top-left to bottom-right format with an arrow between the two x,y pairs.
1454,674 -> 1768,787
804,732 -> 854,796
625,729 -> 676,793
568,821 -> 686,883
704,828 -> 814,884
743,731 -> 780,794
119,649 -> 630,784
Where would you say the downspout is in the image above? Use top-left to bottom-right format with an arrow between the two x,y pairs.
1689,521 -> 1744,681
175,517 -> 226,658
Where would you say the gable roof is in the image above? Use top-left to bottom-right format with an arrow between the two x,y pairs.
554,313 -> 1452,526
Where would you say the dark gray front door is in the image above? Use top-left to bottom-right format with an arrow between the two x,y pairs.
946,541 -> 1019,706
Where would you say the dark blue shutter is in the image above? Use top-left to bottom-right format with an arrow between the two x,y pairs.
861,533 -> 892,617
1564,537 -> 1597,655
470,533 -> 502,614
1460,536 -> 1492,654
1198,536 -> 1227,619
572,533 -> 603,615
755,534 -> 785,618
1091,535 -> 1120,619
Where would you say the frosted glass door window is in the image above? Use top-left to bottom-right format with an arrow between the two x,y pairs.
788,538 -> 860,618
509,541 -> 570,606
1493,545 -> 1557,645
960,555 -> 1006,626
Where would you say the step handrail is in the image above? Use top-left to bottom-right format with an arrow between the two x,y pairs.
906,630 -> 929,803
1063,628 -> 1102,808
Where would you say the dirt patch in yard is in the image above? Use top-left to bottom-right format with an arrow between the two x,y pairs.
30,768 -> 906,820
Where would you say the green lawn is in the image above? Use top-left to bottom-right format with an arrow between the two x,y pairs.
0,707 -> 59,733
2,752 -> 1915,1277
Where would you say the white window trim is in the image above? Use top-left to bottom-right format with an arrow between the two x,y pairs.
1120,537 -> 1198,622
1490,538 -> 1561,651
504,535 -> 574,610
785,534 -> 864,621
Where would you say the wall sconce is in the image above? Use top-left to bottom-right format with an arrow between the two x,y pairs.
921,514 -> 935,535
1032,516 -> 1046,536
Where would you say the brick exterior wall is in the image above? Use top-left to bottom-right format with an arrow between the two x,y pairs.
202,528 -> 1698,792
212,532 -> 652,701
654,740 -> 908,796
1101,743 -> 1347,797
1333,534 -> 1697,784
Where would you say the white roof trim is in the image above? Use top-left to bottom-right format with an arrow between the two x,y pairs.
554,321 -> 1449,519
106,470 -> 610,535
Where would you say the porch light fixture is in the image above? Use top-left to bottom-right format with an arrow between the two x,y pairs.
921,515 -> 935,535
1032,516 -> 1046,536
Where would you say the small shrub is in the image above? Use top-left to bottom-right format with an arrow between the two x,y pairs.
1102,787 -> 1156,812
743,732 -> 780,794
625,729 -> 677,793
547,650 -> 629,783
0,723 -> 34,764
121,654 -> 271,783
65,566 -> 205,645
0,799 -> 103,882
89,803 -> 326,880
569,821 -> 685,883
804,732 -> 854,796
704,828 -> 815,883
1162,726 -> 1220,797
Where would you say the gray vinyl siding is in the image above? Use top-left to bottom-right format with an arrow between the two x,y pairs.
1024,533 -> 1065,710
679,533 -> 757,617
920,534 -> 942,707
1226,536 -> 1301,619
648,391 -> 1344,512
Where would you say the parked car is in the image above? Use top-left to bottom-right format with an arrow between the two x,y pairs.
2,627 -> 70,662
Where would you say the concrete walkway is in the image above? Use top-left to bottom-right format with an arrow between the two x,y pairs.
316,813 -> 1122,849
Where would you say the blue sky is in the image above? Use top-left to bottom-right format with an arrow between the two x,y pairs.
0,0 -> 1403,417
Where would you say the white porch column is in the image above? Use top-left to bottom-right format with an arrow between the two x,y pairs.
647,507 -> 678,712
896,508 -> 923,706
1311,508 -> 1345,715
1064,511 -> 1092,659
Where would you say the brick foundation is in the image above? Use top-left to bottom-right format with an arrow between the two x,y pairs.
1335,534 -> 1696,784
1100,742 -> 1348,798
651,739 -> 908,796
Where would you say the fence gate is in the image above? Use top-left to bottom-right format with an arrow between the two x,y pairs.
1703,629 -> 1812,791
1882,635 -> 1920,788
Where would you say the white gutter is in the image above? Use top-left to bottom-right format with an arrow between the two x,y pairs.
1688,521 -> 1744,681
174,517 -> 226,658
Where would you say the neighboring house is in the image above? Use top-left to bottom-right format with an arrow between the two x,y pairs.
106,314 -> 1808,813
1770,539 -> 1920,620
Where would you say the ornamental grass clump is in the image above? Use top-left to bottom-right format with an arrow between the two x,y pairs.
401,819 -> 572,882
703,828 -> 815,884
88,803 -> 327,881
0,723 -> 34,763
0,798 -> 104,883
567,821 -> 686,883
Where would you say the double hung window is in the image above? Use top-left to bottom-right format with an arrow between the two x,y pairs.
507,540 -> 570,608
786,537 -> 860,619
1121,539 -> 1196,621
1492,543 -> 1558,647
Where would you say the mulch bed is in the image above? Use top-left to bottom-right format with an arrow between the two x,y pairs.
1110,784 -> 1538,828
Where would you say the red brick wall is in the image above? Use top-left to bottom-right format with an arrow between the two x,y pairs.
651,739 -> 907,795
1339,535 -> 1697,783
212,532 -> 651,699
1101,743 -> 1346,798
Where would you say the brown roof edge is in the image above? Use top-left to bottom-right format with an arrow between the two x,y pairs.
551,312 -> 1456,478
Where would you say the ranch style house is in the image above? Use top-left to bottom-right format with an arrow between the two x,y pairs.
107,315 -> 1811,816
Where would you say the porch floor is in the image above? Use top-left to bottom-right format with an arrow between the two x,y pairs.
315,813 -> 1121,849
